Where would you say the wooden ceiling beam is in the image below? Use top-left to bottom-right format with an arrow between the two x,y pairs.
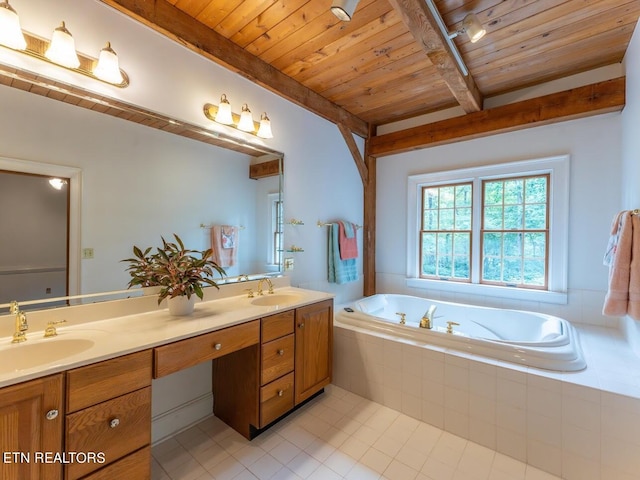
337,124 -> 368,186
99,0 -> 369,138
386,0 -> 483,113
369,77 -> 625,157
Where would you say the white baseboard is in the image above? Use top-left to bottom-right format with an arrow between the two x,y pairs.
151,392 -> 213,445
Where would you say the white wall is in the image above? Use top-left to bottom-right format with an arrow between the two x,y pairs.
0,0 -> 365,303
0,0 -> 363,441
376,113 -> 623,327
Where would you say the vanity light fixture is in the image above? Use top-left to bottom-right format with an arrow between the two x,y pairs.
257,113 -> 273,139
214,94 -> 234,124
93,42 -> 123,84
448,13 -> 486,43
0,7 -> 129,87
0,0 -> 26,50
203,97 -> 274,139
331,0 -> 360,22
237,104 -> 255,132
45,21 -> 80,68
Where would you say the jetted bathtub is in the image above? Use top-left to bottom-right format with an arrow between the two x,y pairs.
335,294 -> 586,371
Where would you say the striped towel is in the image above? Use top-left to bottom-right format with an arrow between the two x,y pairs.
328,223 -> 357,284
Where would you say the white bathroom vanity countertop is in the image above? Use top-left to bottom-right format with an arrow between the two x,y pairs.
0,286 -> 333,388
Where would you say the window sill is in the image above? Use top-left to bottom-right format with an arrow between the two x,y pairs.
405,278 -> 568,305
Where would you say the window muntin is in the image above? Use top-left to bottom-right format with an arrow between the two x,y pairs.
480,175 -> 549,289
420,182 -> 472,281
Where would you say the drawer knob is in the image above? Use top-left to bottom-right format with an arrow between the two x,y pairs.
277,390 -> 284,397
277,349 -> 284,356
298,323 -> 304,329
109,418 -> 120,428
214,343 -> 222,351
45,409 -> 59,421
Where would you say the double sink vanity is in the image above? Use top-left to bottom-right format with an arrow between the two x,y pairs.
0,281 -> 333,480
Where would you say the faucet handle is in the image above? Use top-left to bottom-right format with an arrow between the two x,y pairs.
395,312 -> 406,325
44,320 -> 67,338
446,321 -> 460,334
244,289 -> 254,298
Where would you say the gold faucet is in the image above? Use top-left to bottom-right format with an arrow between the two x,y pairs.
256,278 -> 274,296
396,312 -> 406,325
10,301 -> 28,343
420,304 -> 437,329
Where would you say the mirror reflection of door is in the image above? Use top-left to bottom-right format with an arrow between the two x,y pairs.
0,170 -> 69,305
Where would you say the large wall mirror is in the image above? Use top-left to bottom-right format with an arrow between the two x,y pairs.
0,78 -> 284,311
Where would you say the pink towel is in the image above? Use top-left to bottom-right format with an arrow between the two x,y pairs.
338,221 -> 358,260
603,211 -> 634,317
210,225 -> 237,268
629,215 -> 640,320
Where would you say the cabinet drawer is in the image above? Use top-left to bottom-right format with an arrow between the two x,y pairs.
66,350 -> 152,413
79,446 -> 150,480
260,372 -> 294,427
154,320 -> 260,377
261,334 -> 294,385
261,310 -> 294,343
65,387 -> 151,480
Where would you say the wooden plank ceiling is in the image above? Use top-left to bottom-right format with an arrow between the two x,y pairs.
145,0 -> 638,129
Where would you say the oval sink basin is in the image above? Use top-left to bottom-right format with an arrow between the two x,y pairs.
0,338 -> 95,373
251,294 -> 303,307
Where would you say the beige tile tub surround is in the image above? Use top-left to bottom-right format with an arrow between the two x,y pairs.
333,322 -> 640,480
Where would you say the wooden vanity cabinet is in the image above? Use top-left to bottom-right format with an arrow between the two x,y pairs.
294,299 -> 333,405
64,350 -> 152,480
212,300 -> 333,438
0,373 -> 64,480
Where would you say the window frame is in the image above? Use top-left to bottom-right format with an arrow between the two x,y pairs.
407,156 -> 569,304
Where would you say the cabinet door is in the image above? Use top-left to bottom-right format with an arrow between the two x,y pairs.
0,374 -> 64,480
294,299 -> 333,405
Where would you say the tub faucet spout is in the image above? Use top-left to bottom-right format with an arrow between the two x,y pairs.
420,304 -> 437,329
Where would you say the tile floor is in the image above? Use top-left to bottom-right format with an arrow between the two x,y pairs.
152,385 -> 562,480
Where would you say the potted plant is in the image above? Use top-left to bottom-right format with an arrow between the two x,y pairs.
123,234 -> 226,316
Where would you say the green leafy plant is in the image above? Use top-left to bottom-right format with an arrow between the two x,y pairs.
123,234 -> 226,304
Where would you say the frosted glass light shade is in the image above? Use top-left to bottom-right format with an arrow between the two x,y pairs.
215,94 -> 233,124
331,0 -> 359,21
93,42 -> 123,84
45,21 -> 80,69
237,104 -> 255,132
257,113 -> 273,139
0,1 -> 26,50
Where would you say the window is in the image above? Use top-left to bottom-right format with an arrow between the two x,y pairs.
407,156 -> 569,304
269,194 -> 283,267
420,183 -> 473,281
481,175 -> 549,288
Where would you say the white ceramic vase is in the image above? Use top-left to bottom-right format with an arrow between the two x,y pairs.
167,295 -> 195,316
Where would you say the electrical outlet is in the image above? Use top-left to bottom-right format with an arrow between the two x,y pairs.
284,257 -> 294,271
82,248 -> 94,259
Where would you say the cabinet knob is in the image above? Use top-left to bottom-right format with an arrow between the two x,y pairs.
298,323 -> 304,329
214,343 -> 222,350
45,409 -> 59,421
277,390 -> 284,397
277,349 -> 284,356
109,418 -> 120,428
